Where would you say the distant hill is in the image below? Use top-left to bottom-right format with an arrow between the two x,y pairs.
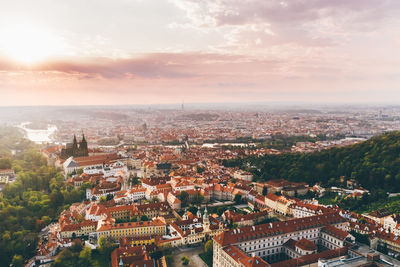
223,132 -> 400,192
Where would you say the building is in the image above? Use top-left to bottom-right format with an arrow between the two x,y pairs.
60,134 -> 88,159
222,210 -> 271,227
233,170 -> 254,182
86,179 -> 122,200
59,219 -> 97,239
213,213 -> 352,267
167,192 -> 181,210
96,218 -> 167,241
265,193 -> 295,215
0,169 -> 15,185
291,201 -> 331,218
120,235 -> 157,247
167,208 -> 224,247
63,153 -> 120,174
364,209 -> 391,225
110,245 -> 156,267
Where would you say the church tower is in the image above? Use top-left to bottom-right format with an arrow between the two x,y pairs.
72,135 -> 79,156
203,207 -> 210,231
79,133 -> 89,157
60,134 -> 89,159
183,208 -> 188,220
196,207 -> 202,218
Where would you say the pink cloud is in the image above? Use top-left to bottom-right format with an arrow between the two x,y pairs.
0,53 -> 282,80
1,0 -> 400,105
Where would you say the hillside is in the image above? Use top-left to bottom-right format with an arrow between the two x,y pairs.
223,132 -> 400,192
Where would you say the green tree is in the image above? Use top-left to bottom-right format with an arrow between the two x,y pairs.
50,189 -> 64,209
0,158 -> 12,169
53,249 -> 78,267
204,240 -> 213,258
197,166 -> 205,173
178,191 -> 189,207
188,206 -> 198,215
234,194 -> 242,204
78,246 -> 97,267
217,207 -> 226,216
98,236 -> 115,257
262,186 -> 267,196
70,239 -> 83,253
181,256 -> 190,265
10,254 -> 23,267
192,194 -> 204,205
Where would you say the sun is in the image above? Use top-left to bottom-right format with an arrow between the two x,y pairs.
0,24 -> 63,64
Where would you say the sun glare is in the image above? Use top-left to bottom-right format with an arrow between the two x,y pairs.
0,24 -> 63,64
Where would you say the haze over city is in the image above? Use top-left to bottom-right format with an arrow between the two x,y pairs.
1,0 -> 400,105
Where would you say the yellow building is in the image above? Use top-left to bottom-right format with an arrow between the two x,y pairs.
120,235 -> 156,247
96,218 -> 166,241
59,220 -> 97,239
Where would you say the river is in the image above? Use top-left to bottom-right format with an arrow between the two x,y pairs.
18,122 -> 57,144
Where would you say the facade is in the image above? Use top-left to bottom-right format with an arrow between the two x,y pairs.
290,201 -> 331,218
59,220 -> 97,239
63,153 -> 120,174
167,192 -> 182,210
383,214 -> 400,235
0,168 -> 15,184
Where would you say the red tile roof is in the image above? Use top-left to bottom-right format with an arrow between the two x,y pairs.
295,238 -> 317,251
214,212 -> 346,246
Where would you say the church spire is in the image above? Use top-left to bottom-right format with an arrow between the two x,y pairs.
203,206 -> 209,220
72,134 -> 78,151
79,132 -> 89,157
196,207 -> 202,218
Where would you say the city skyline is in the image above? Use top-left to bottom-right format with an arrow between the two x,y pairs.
0,0 -> 400,105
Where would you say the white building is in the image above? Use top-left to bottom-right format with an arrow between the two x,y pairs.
233,170 -> 253,182
213,213 -> 353,267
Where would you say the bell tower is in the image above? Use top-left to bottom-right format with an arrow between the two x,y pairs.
203,207 -> 210,231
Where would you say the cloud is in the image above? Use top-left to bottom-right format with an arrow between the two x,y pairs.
172,0 -> 400,27
0,1 -> 400,105
171,0 -> 400,49
0,52 -> 282,80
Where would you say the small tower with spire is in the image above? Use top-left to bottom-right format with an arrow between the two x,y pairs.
203,206 -> 210,231
183,208 -> 188,220
196,207 -> 202,218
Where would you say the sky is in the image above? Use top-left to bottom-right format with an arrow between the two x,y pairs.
0,0 -> 399,106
